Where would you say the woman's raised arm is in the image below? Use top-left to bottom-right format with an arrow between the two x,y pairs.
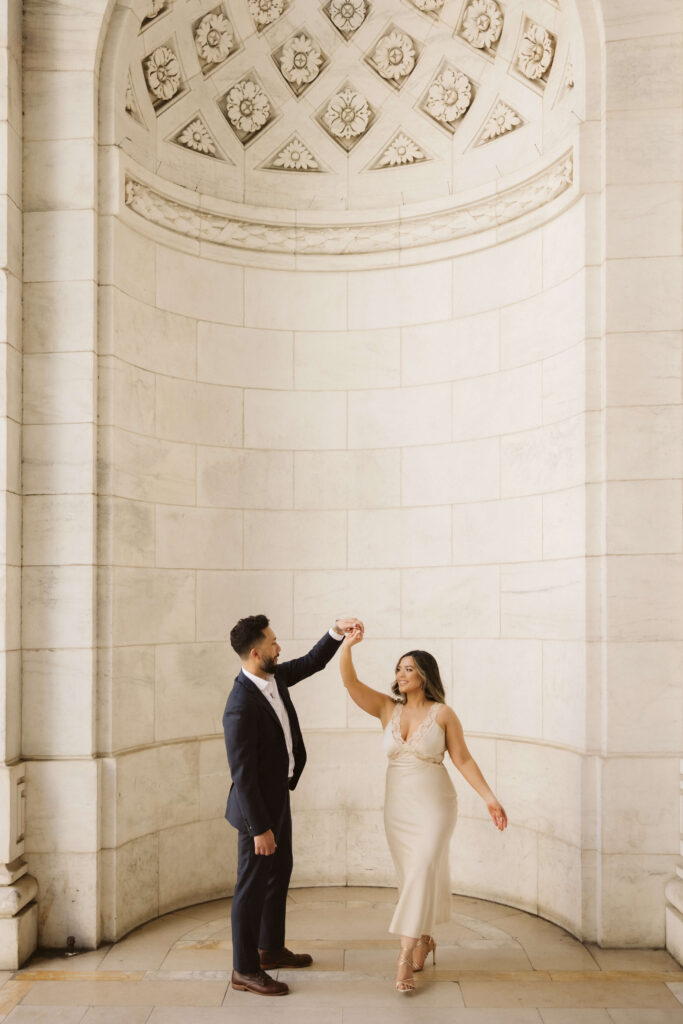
340,627 -> 394,723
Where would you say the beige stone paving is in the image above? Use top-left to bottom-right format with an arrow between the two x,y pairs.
0,888 -> 681,1023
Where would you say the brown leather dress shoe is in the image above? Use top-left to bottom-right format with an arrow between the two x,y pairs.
259,946 -> 313,969
231,968 -> 289,996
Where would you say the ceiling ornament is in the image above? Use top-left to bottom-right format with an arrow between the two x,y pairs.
248,0 -> 286,30
320,86 -> 374,150
124,148 -> 574,257
140,0 -> 170,31
275,31 -> 326,97
516,20 -> 555,84
261,134 -> 324,172
193,8 -> 236,71
168,114 -> 230,160
473,99 -> 523,146
124,70 -> 145,125
421,65 -> 473,133
220,76 -> 274,143
369,130 -> 429,168
410,0 -> 444,16
143,42 -> 185,111
324,0 -> 368,41
459,0 -> 503,52
368,28 -> 417,88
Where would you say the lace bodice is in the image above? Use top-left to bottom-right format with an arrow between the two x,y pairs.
382,701 -> 446,764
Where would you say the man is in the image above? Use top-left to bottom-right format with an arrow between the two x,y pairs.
223,613 -> 363,997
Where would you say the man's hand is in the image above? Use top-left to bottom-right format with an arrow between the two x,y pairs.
254,829 -> 277,855
334,617 -> 365,637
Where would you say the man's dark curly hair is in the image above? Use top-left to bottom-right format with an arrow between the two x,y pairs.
230,614 -> 269,659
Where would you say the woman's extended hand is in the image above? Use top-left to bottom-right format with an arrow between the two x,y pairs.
487,800 -> 508,831
342,625 -> 364,648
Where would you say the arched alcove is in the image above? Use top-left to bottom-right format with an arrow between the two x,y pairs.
94,0 -> 596,944
7,0 -> 680,972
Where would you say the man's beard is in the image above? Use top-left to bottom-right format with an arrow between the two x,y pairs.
261,655 -> 278,675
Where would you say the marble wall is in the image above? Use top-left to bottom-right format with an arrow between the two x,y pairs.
0,0 -> 678,971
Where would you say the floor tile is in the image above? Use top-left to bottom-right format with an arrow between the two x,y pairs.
539,1011 -> 613,1022
22,981 -> 228,1007
80,1011 -> 153,1023
225,969 -> 465,1007
342,1010 -> 543,1023
149,1007 -> 342,1023
607,1012 -> 683,1023
587,948 -> 683,973
460,980 -> 681,1009
668,983 -> 683,1005
4,1009 -> 87,1023
343,946 -> 533,974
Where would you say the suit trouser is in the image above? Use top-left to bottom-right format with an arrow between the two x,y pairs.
231,797 -> 293,973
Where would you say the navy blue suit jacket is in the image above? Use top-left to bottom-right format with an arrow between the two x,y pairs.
223,632 -> 341,838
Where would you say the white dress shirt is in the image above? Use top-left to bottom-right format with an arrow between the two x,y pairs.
243,629 -> 343,779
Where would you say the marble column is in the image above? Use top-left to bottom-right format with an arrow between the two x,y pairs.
0,0 -> 38,969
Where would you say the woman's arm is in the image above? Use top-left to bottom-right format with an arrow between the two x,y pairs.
340,627 -> 394,722
441,706 -> 508,831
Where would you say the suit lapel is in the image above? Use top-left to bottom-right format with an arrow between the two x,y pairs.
235,671 -> 282,730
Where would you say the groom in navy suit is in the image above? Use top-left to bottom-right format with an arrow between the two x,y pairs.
224,613 -> 363,996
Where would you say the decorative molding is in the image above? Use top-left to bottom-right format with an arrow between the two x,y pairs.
193,6 -> 238,73
420,63 -> 473,134
367,27 -> 417,88
318,84 -> 375,151
515,19 -> 556,86
167,114 -> 231,161
219,75 -> 275,144
458,0 -> 504,53
274,30 -> 327,97
124,148 -> 573,255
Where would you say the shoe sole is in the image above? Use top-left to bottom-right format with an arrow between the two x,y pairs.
231,982 -> 288,996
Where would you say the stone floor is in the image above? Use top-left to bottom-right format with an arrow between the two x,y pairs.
1,887 -> 682,1023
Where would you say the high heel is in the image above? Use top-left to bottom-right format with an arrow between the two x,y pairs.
412,934 -> 436,971
395,948 -> 415,993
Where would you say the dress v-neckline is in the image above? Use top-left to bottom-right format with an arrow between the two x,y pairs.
393,701 -> 438,746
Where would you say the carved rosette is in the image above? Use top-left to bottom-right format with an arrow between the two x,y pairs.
324,0 -> 368,41
248,0 -> 285,30
321,87 -> 373,150
410,0 -> 444,16
143,43 -> 183,110
371,131 -> 428,168
460,0 -> 503,52
222,77 -> 273,143
194,9 -> 235,70
475,100 -> 522,145
516,20 -> 555,84
265,135 -> 322,171
422,66 -> 473,133
370,30 -> 417,87
176,117 -> 219,155
276,32 -> 325,97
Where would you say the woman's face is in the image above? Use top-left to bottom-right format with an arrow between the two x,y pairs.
395,656 -> 423,697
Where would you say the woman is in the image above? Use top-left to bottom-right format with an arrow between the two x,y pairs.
340,626 -> 507,993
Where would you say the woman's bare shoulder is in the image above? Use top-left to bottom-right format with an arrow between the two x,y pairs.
435,702 -> 461,728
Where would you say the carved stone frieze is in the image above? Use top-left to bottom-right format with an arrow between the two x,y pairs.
124,148 -> 574,255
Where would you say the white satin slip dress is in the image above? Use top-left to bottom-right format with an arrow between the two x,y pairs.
382,700 -> 458,938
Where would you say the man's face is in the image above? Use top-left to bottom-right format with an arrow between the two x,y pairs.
255,626 -> 281,674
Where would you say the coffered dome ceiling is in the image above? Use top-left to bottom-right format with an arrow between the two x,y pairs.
116,0 -> 583,213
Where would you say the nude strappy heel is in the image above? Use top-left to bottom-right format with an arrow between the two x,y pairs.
395,948 -> 415,993
412,934 -> 436,971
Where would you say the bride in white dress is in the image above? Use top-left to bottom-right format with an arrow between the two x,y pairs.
340,626 -> 507,993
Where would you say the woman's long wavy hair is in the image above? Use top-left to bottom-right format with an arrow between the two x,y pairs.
391,650 -> 446,704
